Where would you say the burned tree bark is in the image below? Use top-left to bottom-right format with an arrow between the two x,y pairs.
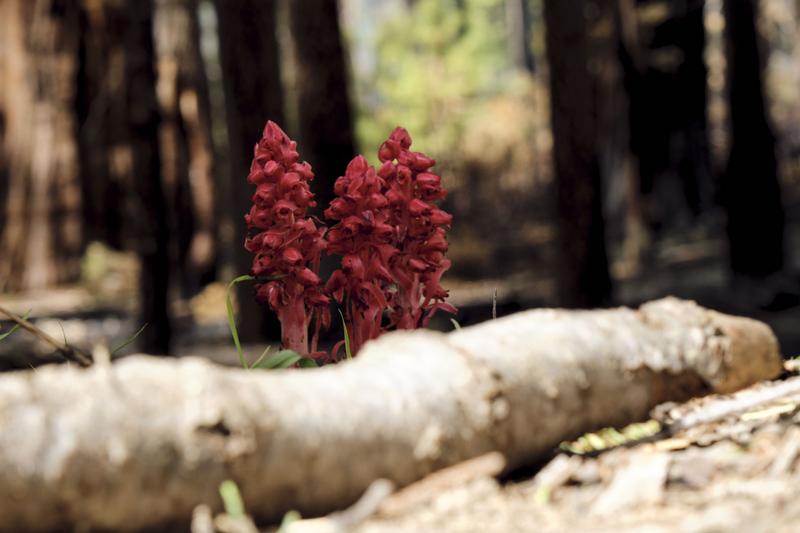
0,298 -> 782,531
287,0 -> 356,211
722,0 -> 785,278
544,0 -> 613,307
127,0 -> 172,354
0,0 -> 83,291
154,0 -> 217,296
215,0 -> 285,343
76,0 -> 172,353
124,0 -> 173,353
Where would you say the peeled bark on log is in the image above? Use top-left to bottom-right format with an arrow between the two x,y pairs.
0,298 -> 782,531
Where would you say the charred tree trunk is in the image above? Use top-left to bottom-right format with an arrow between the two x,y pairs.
127,0 -> 172,353
544,0 -> 613,307
0,0 -> 83,291
215,0 -> 285,342
154,0 -> 217,297
287,0 -> 356,211
675,0 -> 712,217
77,0 -> 172,353
722,0 -> 784,278
77,0 -> 127,248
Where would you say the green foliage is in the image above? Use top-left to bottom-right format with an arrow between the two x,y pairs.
251,349 -> 318,370
357,0 -> 514,166
0,309 -> 31,341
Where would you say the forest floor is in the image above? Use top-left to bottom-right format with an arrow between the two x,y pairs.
2,220 -> 800,531
333,364 -> 800,533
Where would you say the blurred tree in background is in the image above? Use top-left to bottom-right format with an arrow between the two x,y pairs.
0,0 -> 83,291
288,0 -> 356,212
723,0 -> 785,279
544,0 -> 613,307
215,0 -> 285,344
154,0 -> 217,297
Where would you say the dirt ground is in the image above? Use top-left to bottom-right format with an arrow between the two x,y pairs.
334,364 -> 800,533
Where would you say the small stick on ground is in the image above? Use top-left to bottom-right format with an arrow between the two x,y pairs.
0,305 -> 93,367
664,375 -> 800,433
379,452 -> 506,517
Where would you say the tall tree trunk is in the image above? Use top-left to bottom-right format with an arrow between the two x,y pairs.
77,0 -> 126,248
544,0 -> 613,307
154,0 -> 217,297
0,0 -> 83,291
78,0 -> 172,352
287,0 -> 356,212
127,0 -> 172,353
215,0 -> 285,342
722,0 -> 784,278
506,0 -> 535,73
674,0 -> 712,217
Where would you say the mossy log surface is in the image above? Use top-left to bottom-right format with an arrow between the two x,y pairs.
0,298 -> 782,531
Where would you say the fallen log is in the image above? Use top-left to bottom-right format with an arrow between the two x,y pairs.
0,298 -> 782,531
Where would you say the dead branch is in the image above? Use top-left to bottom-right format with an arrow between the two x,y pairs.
0,298 -> 782,531
0,304 -> 93,366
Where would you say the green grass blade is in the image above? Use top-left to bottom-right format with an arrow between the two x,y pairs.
226,275 -> 255,369
110,323 -> 148,355
450,318 -> 461,331
339,309 -> 352,360
248,345 -> 272,369
0,309 -> 31,341
252,349 -> 302,369
57,320 -> 68,345
219,480 -> 246,519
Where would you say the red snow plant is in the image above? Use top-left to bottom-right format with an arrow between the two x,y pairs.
244,122 -> 455,360
244,121 -> 329,357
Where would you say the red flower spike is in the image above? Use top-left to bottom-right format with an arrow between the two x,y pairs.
325,155 -> 400,358
376,127 -> 457,330
244,121 -> 329,356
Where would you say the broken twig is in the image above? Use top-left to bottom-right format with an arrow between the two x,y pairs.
0,305 -> 93,367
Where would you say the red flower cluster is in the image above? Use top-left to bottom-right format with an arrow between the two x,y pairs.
244,122 -> 455,361
244,121 -> 329,356
324,155 -> 396,355
377,127 -> 456,330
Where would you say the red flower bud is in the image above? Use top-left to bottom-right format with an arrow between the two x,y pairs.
296,268 -> 321,286
346,154 -> 370,175
407,199 -> 430,216
342,254 -> 365,278
408,258 -> 429,272
282,247 -> 303,265
389,127 -> 412,149
429,208 -> 453,226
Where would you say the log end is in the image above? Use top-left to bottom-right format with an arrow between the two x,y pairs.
704,310 -> 783,393
639,297 -> 783,393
